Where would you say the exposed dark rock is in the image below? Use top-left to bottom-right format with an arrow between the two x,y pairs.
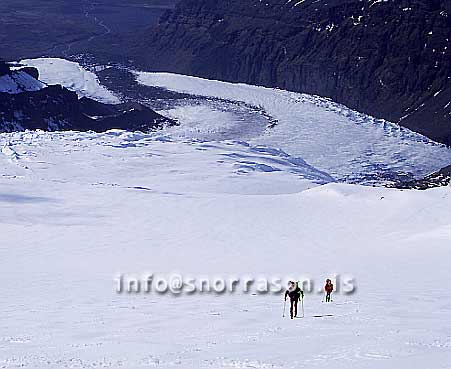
0,68 -> 175,133
79,97 -> 175,132
0,61 -> 9,76
0,85 -> 80,131
133,0 -> 451,145
391,165 -> 451,190
20,66 -> 40,80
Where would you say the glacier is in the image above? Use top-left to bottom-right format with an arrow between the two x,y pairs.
1,58 -> 451,369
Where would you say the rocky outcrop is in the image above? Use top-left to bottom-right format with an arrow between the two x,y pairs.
20,66 -> 40,80
0,84 -> 80,131
78,97 -> 175,132
392,164 -> 451,189
0,62 -> 175,133
134,0 -> 451,145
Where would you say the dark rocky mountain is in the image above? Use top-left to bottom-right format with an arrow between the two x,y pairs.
0,62 -> 175,132
133,0 -> 451,145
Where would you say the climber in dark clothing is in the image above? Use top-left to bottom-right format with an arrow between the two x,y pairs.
285,281 -> 304,319
325,279 -> 334,302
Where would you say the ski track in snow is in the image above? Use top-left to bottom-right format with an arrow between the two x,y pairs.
1,129 -> 451,369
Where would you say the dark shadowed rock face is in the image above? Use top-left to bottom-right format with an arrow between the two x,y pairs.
0,61 -> 9,76
0,84 -> 81,131
392,164 -> 451,189
20,66 -> 40,80
78,98 -> 175,132
0,63 -> 175,133
134,0 -> 451,145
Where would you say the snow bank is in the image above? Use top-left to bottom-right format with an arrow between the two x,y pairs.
20,58 -> 120,104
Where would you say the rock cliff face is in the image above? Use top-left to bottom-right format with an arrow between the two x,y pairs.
135,0 -> 451,144
0,62 -> 175,132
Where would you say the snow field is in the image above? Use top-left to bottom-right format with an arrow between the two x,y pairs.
1,130 -> 451,368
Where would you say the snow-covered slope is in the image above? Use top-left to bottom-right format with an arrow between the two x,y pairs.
2,62 -> 450,367
0,130 -> 332,195
1,130 -> 451,368
0,70 -> 45,94
20,58 -> 120,104
135,72 -> 451,184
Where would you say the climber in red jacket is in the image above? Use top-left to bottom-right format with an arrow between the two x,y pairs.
325,279 -> 333,302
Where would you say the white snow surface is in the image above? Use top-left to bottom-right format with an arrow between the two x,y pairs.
0,70 -> 45,94
20,58 -> 121,104
1,130 -> 451,369
136,72 -> 451,182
